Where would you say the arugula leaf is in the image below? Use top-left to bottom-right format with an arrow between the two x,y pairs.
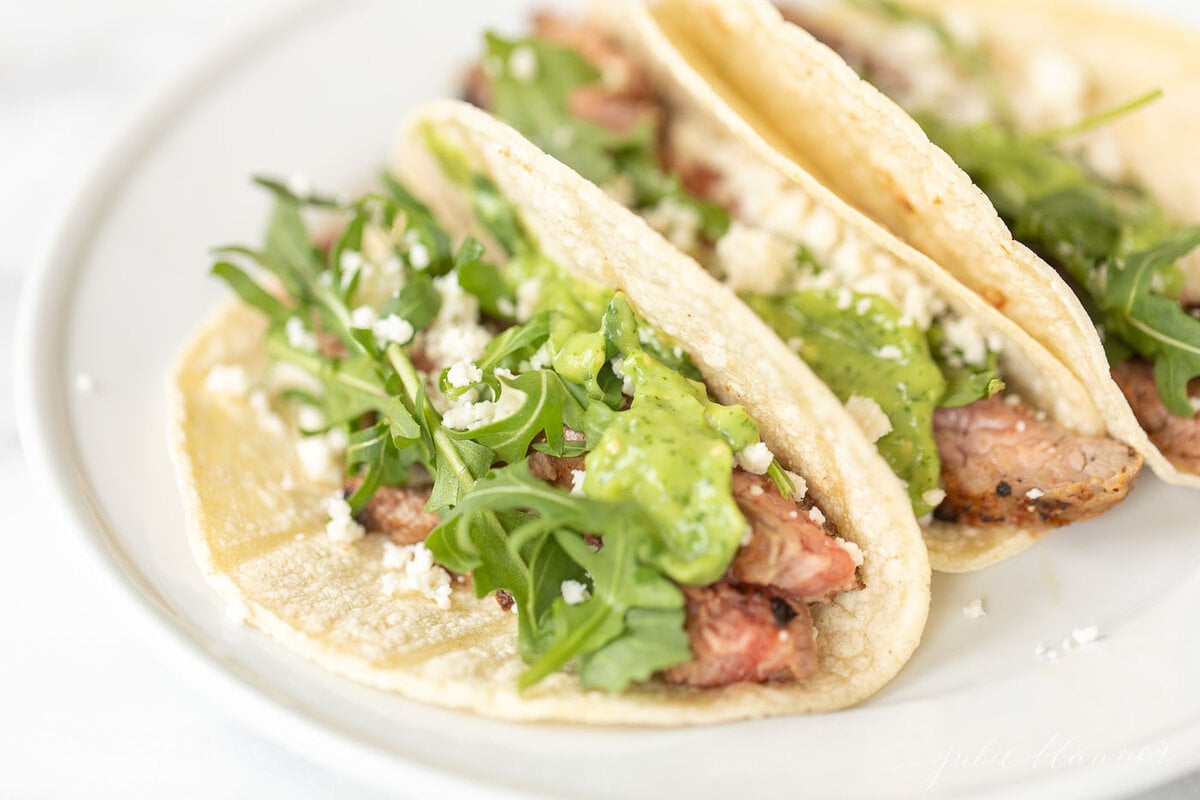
1101,230 -> 1200,416
481,33 -> 729,242
382,274 -> 441,333
210,261 -> 292,325
924,118 -> 1200,415
448,370 -> 586,464
576,608 -> 692,692
379,171 -> 455,276
430,461 -> 690,692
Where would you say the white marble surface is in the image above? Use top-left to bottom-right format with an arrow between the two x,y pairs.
2,1 -> 1199,797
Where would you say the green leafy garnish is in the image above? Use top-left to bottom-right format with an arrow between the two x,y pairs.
923,118 -> 1200,416
926,323 -> 1005,407
210,169 -> 785,694
427,461 -> 690,692
479,33 -> 730,242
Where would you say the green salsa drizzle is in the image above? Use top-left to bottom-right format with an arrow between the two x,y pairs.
746,290 -> 952,515
213,144 -> 794,691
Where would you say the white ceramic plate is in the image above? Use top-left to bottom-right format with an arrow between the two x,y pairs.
15,1 -> 1200,797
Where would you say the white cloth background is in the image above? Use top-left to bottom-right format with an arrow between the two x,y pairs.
1,1 -> 1198,797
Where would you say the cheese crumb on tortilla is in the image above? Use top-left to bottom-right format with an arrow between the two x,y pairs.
845,395 -> 892,443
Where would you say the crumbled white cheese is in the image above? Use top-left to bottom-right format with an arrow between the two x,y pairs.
408,242 -> 431,270
560,579 -> 591,606
1070,625 -> 1100,646
1025,487 -> 1045,500
643,196 -> 703,253
285,317 -> 319,353
747,484 -> 764,498
609,357 -> 636,396
877,344 -> 903,361
834,536 -> 864,567
296,404 -> 327,432
1190,396 -> 1200,415
835,287 -> 853,310
248,390 -> 285,436
796,204 -> 841,254
845,395 -> 893,443
508,45 -> 538,82
1035,642 -> 1060,663
446,360 -> 483,389
1017,50 -> 1088,131
324,494 -> 365,544
922,488 -> 947,508
372,314 -> 414,348
442,383 -> 527,431
808,506 -> 826,525
350,305 -> 378,330
570,469 -> 586,496
785,470 -> 808,501
740,524 -> 754,547
74,372 -> 97,394
939,315 -> 989,367
526,343 -> 553,371
961,598 -> 986,619
715,221 -> 797,293
381,542 -> 453,610
419,273 -> 492,368
734,442 -> 774,475
515,278 -> 542,323
203,364 -> 249,396
855,297 -> 873,316
296,427 -> 347,483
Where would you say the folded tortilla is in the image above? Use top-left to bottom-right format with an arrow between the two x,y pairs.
169,100 -> 929,724
625,0 -> 1190,492
512,0 -> 1145,570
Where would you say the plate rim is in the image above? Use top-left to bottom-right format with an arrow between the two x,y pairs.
11,0 -> 1200,798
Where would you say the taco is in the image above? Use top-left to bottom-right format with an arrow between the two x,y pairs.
461,0 -> 1144,571
707,0 -> 1200,486
169,100 -> 929,723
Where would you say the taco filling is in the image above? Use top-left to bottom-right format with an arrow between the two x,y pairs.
207,155 -> 866,692
784,0 -> 1200,475
463,12 -> 1140,529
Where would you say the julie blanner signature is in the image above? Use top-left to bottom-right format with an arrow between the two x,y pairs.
898,733 -> 1172,792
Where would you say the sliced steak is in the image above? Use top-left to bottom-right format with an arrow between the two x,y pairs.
663,584 -> 818,687
729,471 -> 860,603
528,451 -> 586,488
1112,358 -> 1200,474
344,479 -> 440,545
933,397 -> 1142,527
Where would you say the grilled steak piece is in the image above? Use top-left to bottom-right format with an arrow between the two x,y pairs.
933,397 -> 1142,527
664,584 -> 818,687
1112,358 -> 1200,474
344,479 -> 440,545
528,451 -> 586,489
729,471 -> 860,603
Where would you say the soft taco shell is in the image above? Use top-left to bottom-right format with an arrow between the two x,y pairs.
601,0 -> 1184,494
169,100 -> 929,724
584,0 -> 1145,568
